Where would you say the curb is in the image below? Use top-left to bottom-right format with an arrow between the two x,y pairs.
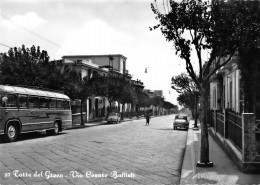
180,127 -> 197,184
65,116 -> 147,130
180,120 -> 200,185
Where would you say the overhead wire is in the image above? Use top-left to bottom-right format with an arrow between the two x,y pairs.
0,13 -> 74,54
0,42 -> 11,48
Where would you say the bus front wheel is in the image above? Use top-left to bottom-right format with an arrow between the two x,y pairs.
5,123 -> 19,142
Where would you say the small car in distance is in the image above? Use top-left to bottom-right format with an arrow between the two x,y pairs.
173,114 -> 189,130
107,112 -> 121,124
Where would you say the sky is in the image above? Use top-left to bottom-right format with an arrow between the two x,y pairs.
0,0 -> 189,105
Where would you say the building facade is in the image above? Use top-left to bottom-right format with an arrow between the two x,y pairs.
208,50 -> 260,173
209,54 -> 241,114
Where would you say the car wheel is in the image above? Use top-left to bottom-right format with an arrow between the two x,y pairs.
5,123 -> 19,142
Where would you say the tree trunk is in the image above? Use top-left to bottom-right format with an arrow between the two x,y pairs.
109,101 -> 112,112
194,95 -> 198,128
121,103 -> 125,120
80,99 -> 84,125
197,89 -> 213,166
190,106 -> 195,119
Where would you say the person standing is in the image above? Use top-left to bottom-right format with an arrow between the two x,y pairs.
146,113 -> 151,126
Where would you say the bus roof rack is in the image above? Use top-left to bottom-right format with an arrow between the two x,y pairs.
12,85 -> 64,94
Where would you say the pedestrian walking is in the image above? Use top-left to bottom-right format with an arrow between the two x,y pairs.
145,113 -> 151,126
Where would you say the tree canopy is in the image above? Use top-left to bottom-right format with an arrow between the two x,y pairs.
151,0 -> 260,89
0,45 -> 64,90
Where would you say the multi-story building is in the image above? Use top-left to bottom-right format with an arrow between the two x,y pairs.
130,79 -> 144,111
63,54 -> 127,75
61,54 -> 142,123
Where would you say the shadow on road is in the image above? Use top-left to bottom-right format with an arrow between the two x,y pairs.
0,132 -> 67,144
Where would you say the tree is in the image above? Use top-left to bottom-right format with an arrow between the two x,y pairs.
0,45 -> 64,90
93,73 -> 126,113
151,0 -> 260,166
171,73 -> 199,127
62,66 -> 97,125
118,81 -> 138,118
177,91 -> 198,116
238,46 -> 260,116
162,101 -> 177,114
136,90 -> 151,110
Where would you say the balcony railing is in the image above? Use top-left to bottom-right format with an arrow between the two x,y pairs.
226,110 -> 242,151
208,109 -> 242,152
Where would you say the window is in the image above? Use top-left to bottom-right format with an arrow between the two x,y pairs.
5,94 -> 17,108
89,99 -> 92,114
64,100 -> 70,110
28,96 -> 39,108
213,88 -> 216,108
230,80 -> 233,109
223,84 -> 225,109
18,95 -> 27,108
175,115 -> 187,120
39,97 -> 48,108
57,99 -> 64,109
49,99 -> 57,108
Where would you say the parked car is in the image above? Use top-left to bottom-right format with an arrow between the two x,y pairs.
107,112 -> 121,124
173,114 -> 189,130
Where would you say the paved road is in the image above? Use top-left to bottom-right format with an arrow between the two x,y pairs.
0,115 -> 188,185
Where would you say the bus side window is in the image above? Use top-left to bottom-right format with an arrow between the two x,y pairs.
28,96 -> 39,108
49,98 -> 57,109
64,100 -> 70,110
18,94 -> 28,108
39,97 -> 48,108
57,99 -> 63,109
5,94 -> 17,108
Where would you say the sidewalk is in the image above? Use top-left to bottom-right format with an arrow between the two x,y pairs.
180,120 -> 260,185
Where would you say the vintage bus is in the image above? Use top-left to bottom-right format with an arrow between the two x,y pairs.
0,85 -> 72,142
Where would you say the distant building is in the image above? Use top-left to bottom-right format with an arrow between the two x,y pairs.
62,54 -> 127,75
154,90 -> 163,97
144,89 -> 164,98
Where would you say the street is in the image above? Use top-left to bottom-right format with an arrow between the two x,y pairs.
0,115 -> 188,185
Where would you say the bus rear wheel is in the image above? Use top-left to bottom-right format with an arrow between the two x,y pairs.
47,122 -> 59,135
5,123 -> 19,142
